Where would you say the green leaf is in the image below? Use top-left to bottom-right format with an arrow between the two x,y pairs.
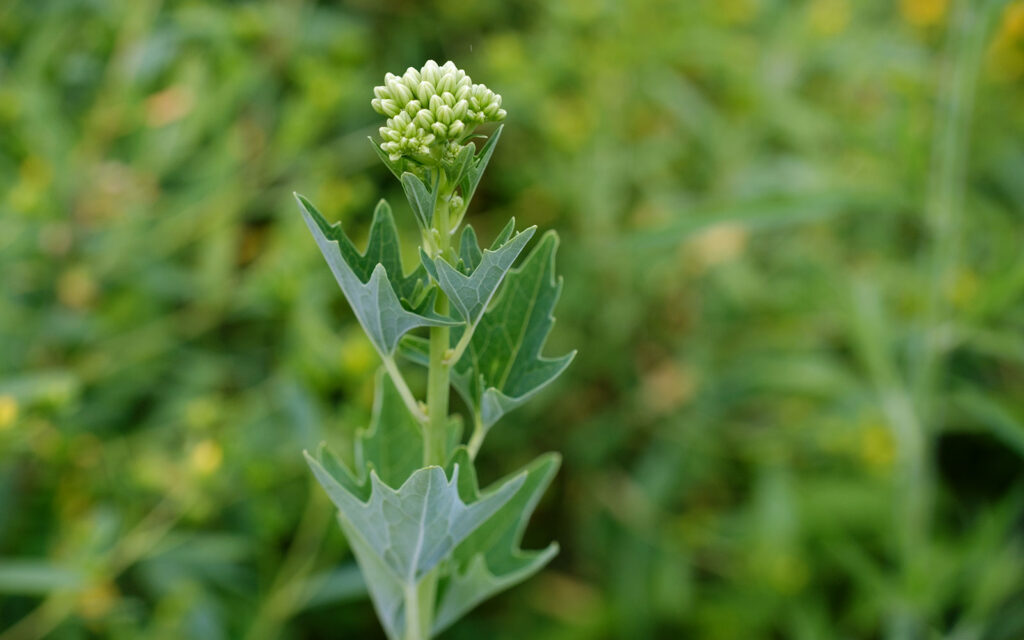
433,450 -> 561,634
459,125 -> 502,212
369,137 -> 404,181
455,230 -> 575,432
458,226 -> 483,272
296,194 -> 455,355
355,371 -> 424,488
429,223 -> 536,326
336,516 -> 406,640
400,171 -> 438,231
305,452 -> 526,639
400,230 -> 574,434
445,143 -> 476,189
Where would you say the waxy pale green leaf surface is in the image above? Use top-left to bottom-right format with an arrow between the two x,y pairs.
399,229 -> 574,432
355,371 -> 424,489
433,450 -> 561,633
338,515 -> 406,640
305,457 -> 524,585
305,448 -> 528,639
456,230 -> 575,430
401,172 -> 437,230
459,125 -> 502,212
428,224 -> 535,325
296,194 -> 455,355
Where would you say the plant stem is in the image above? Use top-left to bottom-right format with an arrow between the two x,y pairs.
407,176 -> 455,640
382,355 -> 428,424
424,179 -> 453,468
467,413 -> 485,460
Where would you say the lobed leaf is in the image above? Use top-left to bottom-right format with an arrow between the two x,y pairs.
433,450 -> 561,633
458,125 -> 503,213
427,222 -> 536,326
296,194 -> 456,356
402,230 -> 575,436
305,448 -> 529,639
400,171 -> 438,231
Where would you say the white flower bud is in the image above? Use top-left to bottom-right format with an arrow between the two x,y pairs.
436,104 -> 454,125
414,109 -> 434,128
387,77 -> 412,105
436,72 -> 455,94
416,81 -> 435,103
421,60 -> 440,84
372,61 -> 506,162
392,111 -> 412,128
403,99 -> 421,116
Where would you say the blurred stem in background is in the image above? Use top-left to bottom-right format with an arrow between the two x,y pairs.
0,494 -> 189,640
244,481 -> 332,640
863,0 -> 1009,638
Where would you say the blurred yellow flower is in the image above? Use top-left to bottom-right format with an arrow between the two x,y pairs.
0,395 -> 18,430
145,85 -> 195,127
76,580 -> 119,621
718,0 -> 759,25
641,360 -> 697,417
947,268 -> 979,309
900,0 -> 948,27
190,439 -> 223,476
1004,2 -> 1024,38
57,266 -> 98,310
340,331 -> 376,377
688,222 -> 748,269
988,2 -> 1024,81
809,0 -> 851,36
861,424 -> 895,469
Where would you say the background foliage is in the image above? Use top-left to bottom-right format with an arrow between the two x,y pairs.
2,0 -> 1024,638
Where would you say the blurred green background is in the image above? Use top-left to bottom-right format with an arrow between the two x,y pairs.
3,0 -> 1024,638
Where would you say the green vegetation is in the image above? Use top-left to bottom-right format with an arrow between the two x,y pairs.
298,60 -> 570,640
2,0 -> 1024,638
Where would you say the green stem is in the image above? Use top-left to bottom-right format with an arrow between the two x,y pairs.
406,175 -> 456,640
467,413 -> 485,460
382,355 -> 428,424
424,177 -> 453,467
426,319 -> 450,467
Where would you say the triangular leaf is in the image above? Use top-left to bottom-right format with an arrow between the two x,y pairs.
454,230 -> 575,432
401,172 -> 437,231
337,515 -> 406,640
305,456 -> 524,585
433,451 -> 561,634
296,194 -> 456,355
458,226 -> 483,273
399,231 -> 574,435
369,137 -> 405,181
459,125 -> 502,213
355,370 -> 424,489
432,224 -> 536,325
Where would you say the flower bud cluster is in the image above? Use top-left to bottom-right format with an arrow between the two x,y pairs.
372,60 -> 506,162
